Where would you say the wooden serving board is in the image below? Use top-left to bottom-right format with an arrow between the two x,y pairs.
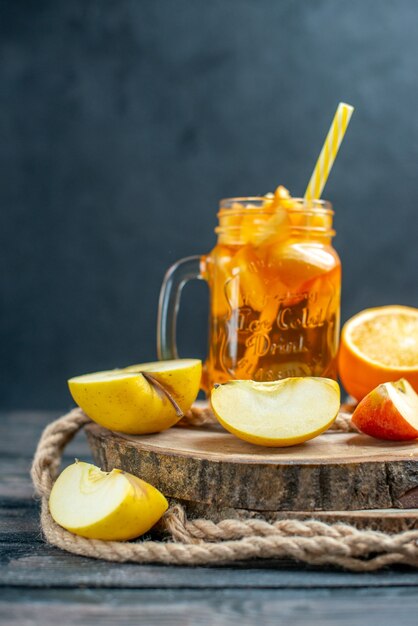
85,414 -> 418,527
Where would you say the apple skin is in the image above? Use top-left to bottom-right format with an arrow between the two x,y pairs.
351,380 -> 418,441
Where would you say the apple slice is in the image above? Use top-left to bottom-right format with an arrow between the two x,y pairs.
68,359 -> 201,434
211,377 -> 340,447
49,461 -> 168,540
351,379 -> 418,440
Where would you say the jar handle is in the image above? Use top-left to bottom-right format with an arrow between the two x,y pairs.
157,255 -> 204,360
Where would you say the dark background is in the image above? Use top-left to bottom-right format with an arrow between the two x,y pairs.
1,0 -> 417,409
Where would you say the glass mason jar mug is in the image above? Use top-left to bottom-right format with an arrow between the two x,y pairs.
158,196 -> 341,391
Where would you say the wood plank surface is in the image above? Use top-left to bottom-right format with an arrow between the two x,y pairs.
2,410 -> 418,626
2,588 -> 418,626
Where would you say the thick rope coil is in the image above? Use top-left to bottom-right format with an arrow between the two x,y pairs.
31,407 -> 418,571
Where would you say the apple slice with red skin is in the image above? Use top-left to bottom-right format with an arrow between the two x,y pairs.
351,379 -> 418,441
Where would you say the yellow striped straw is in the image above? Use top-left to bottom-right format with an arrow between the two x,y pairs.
304,102 -> 354,200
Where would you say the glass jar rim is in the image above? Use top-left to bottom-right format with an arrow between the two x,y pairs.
219,196 -> 333,214
216,196 -> 335,242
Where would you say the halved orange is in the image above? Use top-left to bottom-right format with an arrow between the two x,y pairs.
338,305 -> 418,401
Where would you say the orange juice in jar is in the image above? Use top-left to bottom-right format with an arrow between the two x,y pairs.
158,187 -> 341,391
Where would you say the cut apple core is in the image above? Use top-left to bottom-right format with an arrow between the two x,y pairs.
140,372 -> 184,417
387,379 -> 418,430
211,377 -> 340,447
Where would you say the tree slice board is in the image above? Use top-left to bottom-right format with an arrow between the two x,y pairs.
85,420 -> 418,515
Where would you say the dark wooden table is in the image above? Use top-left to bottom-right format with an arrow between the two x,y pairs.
2,411 -> 418,625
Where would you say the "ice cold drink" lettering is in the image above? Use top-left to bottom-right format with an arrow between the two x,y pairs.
203,191 -> 341,388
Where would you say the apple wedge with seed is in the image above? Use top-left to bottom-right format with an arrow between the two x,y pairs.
49,461 -> 168,540
351,379 -> 418,441
68,358 -> 202,435
211,377 -> 340,447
